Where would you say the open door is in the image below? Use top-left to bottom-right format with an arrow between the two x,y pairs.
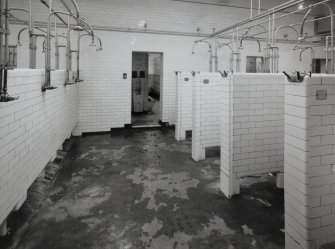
131,52 -> 163,127
132,52 -> 148,112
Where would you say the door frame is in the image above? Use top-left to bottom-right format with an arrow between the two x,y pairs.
130,51 -> 164,124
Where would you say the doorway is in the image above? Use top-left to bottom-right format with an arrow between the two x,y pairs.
131,52 -> 163,127
313,59 -> 329,73
246,56 -> 264,73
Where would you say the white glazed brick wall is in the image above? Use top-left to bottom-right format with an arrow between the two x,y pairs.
175,71 -> 193,141
220,73 -> 285,197
231,73 -> 285,178
9,0 -> 321,133
218,74 -> 237,198
74,32 -> 213,133
284,75 -> 335,249
192,73 -> 224,161
0,69 -> 78,226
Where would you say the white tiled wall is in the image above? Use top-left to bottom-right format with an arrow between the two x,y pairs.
218,73 -> 236,198
192,73 -> 224,161
220,73 -> 285,197
9,0 -> 323,133
232,73 -> 284,177
285,75 -> 335,249
0,69 -> 78,226
175,71 -> 193,141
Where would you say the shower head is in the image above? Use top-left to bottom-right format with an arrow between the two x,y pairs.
89,36 -> 96,47
73,25 -> 84,32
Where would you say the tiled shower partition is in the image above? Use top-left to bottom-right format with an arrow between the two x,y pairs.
175,71 -> 193,141
192,73 -> 225,161
284,75 -> 335,249
220,73 -> 285,197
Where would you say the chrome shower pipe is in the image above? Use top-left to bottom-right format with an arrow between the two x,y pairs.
77,17 -> 94,35
0,0 -> 3,97
213,0 -> 330,43
78,33 -> 102,50
210,0 -> 304,38
17,27 -> 28,46
299,47 -> 315,72
299,2 -> 333,73
76,33 -> 102,82
326,36 -> 335,74
192,40 -> 213,72
66,27 -> 76,84
71,19 -> 95,82
44,11 -> 78,89
71,18 -> 94,81
197,0 -> 328,45
58,0 -> 79,18
0,0 -> 17,101
299,7 -> 312,41
217,42 -> 234,52
239,36 -> 262,52
274,25 -> 299,45
8,7 -> 37,68
217,42 -> 234,71
4,0 -> 9,88
242,24 -> 268,45
65,25 -> 84,84
211,37 -> 220,72
95,36 -> 103,51
40,0 -> 68,27
57,0 -> 93,38
42,33 -> 66,69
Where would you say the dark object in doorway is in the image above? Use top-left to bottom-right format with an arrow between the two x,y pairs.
148,88 -> 160,100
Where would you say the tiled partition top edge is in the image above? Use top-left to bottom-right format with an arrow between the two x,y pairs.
8,69 -> 66,77
285,74 -> 335,86
233,73 -> 285,78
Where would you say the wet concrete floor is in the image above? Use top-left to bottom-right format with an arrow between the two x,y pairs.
13,128 -> 285,249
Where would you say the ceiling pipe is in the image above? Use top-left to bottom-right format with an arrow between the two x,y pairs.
299,2 -> 333,73
241,24 -> 268,44
210,0 -> 305,38
58,0 -> 79,18
209,0 -> 329,42
40,0 -> 68,27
